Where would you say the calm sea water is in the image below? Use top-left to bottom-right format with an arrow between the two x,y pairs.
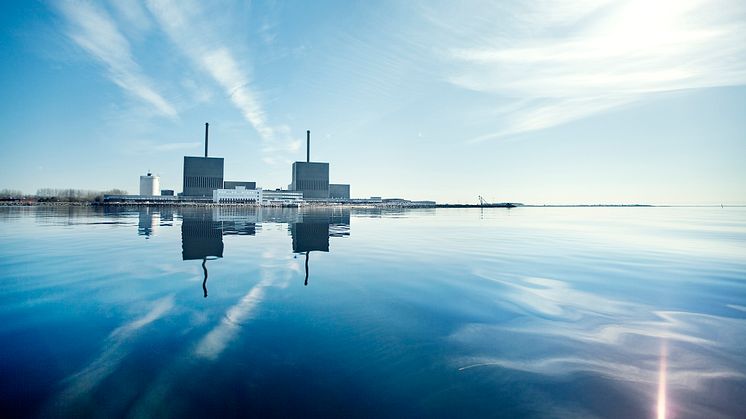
0,206 -> 744,418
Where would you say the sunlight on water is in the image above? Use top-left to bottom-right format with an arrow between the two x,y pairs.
658,341 -> 667,419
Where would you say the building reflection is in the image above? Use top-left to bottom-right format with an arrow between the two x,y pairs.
138,208 -> 159,238
290,209 -> 350,286
129,207 -> 351,296
181,209 -> 224,298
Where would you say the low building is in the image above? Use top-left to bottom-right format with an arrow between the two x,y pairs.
160,189 -> 174,196
213,186 -> 262,203
329,184 -> 350,199
263,189 -> 304,205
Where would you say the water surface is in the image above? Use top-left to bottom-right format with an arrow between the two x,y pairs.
1,206 -> 744,418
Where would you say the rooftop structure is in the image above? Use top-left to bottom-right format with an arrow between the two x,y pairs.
224,181 -> 256,190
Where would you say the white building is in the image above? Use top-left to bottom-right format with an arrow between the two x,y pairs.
262,189 -> 304,205
139,173 -> 160,196
213,186 -> 262,203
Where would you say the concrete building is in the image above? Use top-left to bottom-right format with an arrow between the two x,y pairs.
213,186 -> 262,203
139,173 -> 160,196
182,123 -> 225,198
183,156 -> 224,197
289,130 -> 330,199
224,181 -> 256,190
161,189 -> 174,196
290,162 -> 329,199
329,184 -> 350,199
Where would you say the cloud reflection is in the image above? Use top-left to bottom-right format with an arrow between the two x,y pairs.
452,271 -> 746,417
193,275 -> 273,360
46,296 -> 174,411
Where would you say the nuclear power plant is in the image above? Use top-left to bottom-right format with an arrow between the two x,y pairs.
104,123 -> 432,206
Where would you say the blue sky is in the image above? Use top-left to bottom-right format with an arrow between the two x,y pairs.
0,0 -> 744,204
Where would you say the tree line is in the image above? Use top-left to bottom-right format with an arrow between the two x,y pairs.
0,188 -> 128,202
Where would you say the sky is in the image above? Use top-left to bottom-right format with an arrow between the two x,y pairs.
0,0 -> 744,204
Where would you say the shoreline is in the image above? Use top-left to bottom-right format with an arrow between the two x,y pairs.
0,201 -> 662,208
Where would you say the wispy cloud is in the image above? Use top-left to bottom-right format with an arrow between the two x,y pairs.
55,1 -> 177,118
146,0 -> 277,141
439,0 -> 746,141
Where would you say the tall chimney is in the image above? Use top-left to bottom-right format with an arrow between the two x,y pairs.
306,130 -> 310,163
204,122 -> 209,158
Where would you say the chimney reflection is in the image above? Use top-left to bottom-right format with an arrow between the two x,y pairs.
153,207 -> 350,295
181,209 -> 224,298
290,209 -> 350,286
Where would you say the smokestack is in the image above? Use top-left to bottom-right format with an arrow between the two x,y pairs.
204,122 -> 209,158
306,130 -> 310,163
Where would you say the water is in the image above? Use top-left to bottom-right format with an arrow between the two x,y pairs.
0,206 -> 744,418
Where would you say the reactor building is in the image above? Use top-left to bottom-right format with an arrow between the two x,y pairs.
182,124 -> 224,198
289,130 -> 349,200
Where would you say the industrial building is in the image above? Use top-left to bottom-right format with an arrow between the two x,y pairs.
140,173 -> 160,196
289,130 -> 351,200
329,184 -> 350,199
213,187 -> 262,203
263,190 -> 304,205
181,123 -> 225,198
181,124 -> 261,199
212,187 -> 304,205
182,156 -> 224,197
107,125 -> 368,205
290,162 -> 329,199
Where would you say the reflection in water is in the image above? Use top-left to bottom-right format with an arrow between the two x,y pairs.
290,210 -> 350,286
174,208 -> 350,295
181,210 -> 224,261
1,206 -> 744,418
454,271 -> 746,418
138,208 -> 159,238
181,209 -> 225,298
305,252 -> 310,286
201,258 -> 208,298
658,342 -> 667,419
42,296 -> 175,416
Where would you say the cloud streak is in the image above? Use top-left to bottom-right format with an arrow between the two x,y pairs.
440,0 -> 746,140
55,1 -> 177,118
146,0 -> 277,141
